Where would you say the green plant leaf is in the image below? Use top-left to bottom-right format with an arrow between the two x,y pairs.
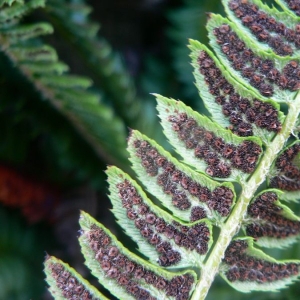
79,211 -> 197,300
189,39 -> 284,143
44,255 -> 108,300
222,0 -> 300,58
221,238 -> 300,292
207,13 -> 300,102
155,95 -> 263,182
0,0 -> 129,168
268,140 -> 300,201
243,190 -> 300,248
107,165 -> 212,269
127,129 -> 236,222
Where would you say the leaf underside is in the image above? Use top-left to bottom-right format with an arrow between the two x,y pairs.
39,0 -> 300,299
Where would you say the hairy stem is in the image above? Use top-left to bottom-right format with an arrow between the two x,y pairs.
191,92 -> 300,300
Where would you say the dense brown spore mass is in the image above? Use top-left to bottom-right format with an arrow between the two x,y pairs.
48,262 -> 94,299
116,178 -> 211,264
213,23 -> 300,95
246,192 -> 300,239
133,138 -> 234,218
198,50 -> 282,136
270,143 -> 300,191
85,225 -> 194,300
167,112 -> 261,175
284,0 -> 300,16
229,0 -> 300,56
224,240 -> 299,283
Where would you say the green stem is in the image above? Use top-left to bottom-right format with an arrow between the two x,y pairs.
191,92 -> 300,300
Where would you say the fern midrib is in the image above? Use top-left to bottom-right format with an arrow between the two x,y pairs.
191,92 -> 300,300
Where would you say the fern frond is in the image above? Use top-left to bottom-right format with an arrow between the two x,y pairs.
0,0 -> 128,168
44,1 -> 300,299
44,0 -> 140,127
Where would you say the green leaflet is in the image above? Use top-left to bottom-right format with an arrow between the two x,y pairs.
207,13 -> 300,103
220,238 -> 300,292
0,23 -> 53,43
0,0 -> 23,7
127,129 -> 236,222
222,0 -> 300,58
0,0 -> 44,22
44,256 -> 107,300
189,39 -> 285,143
276,0 -> 300,17
243,190 -> 300,248
107,166 -> 212,269
268,140 -> 300,201
79,211 -> 197,300
155,95 -> 263,183
39,75 -> 93,89
9,45 -> 59,62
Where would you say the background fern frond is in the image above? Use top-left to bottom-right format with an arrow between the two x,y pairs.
0,0 -> 128,168
44,0 -> 141,128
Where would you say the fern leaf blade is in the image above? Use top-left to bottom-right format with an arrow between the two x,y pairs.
0,0 -> 45,23
155,95 -> 263,182
268,140 -> 300,200
79,211 -> 197,300
45,255 -> 108,300
276,0 -> 300,17
243,190 -> 300,248
189,39 -> 284,143
128,129 -> 236,222
207,13 -> 300,102
221,238 -> 300,292
107,166 -> 212,268
0,23 -> 53,44
222,0 -> 300,58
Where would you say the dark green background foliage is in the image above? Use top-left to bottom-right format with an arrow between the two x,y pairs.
0,0 -> 299,299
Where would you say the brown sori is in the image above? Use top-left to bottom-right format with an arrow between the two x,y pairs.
284,0 -> 300,16
85,225 -> 194,300
246,192 -> 300,239
229,0 -> 300,56
133,138 -> 234,218
48,263 -> 93,300
116,179 -> 210,266
167,113 -> 261,175
224,240 -> 300,283
213,24 -> 300,95
198,50 -> 282,136
270,144 -> 300,191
